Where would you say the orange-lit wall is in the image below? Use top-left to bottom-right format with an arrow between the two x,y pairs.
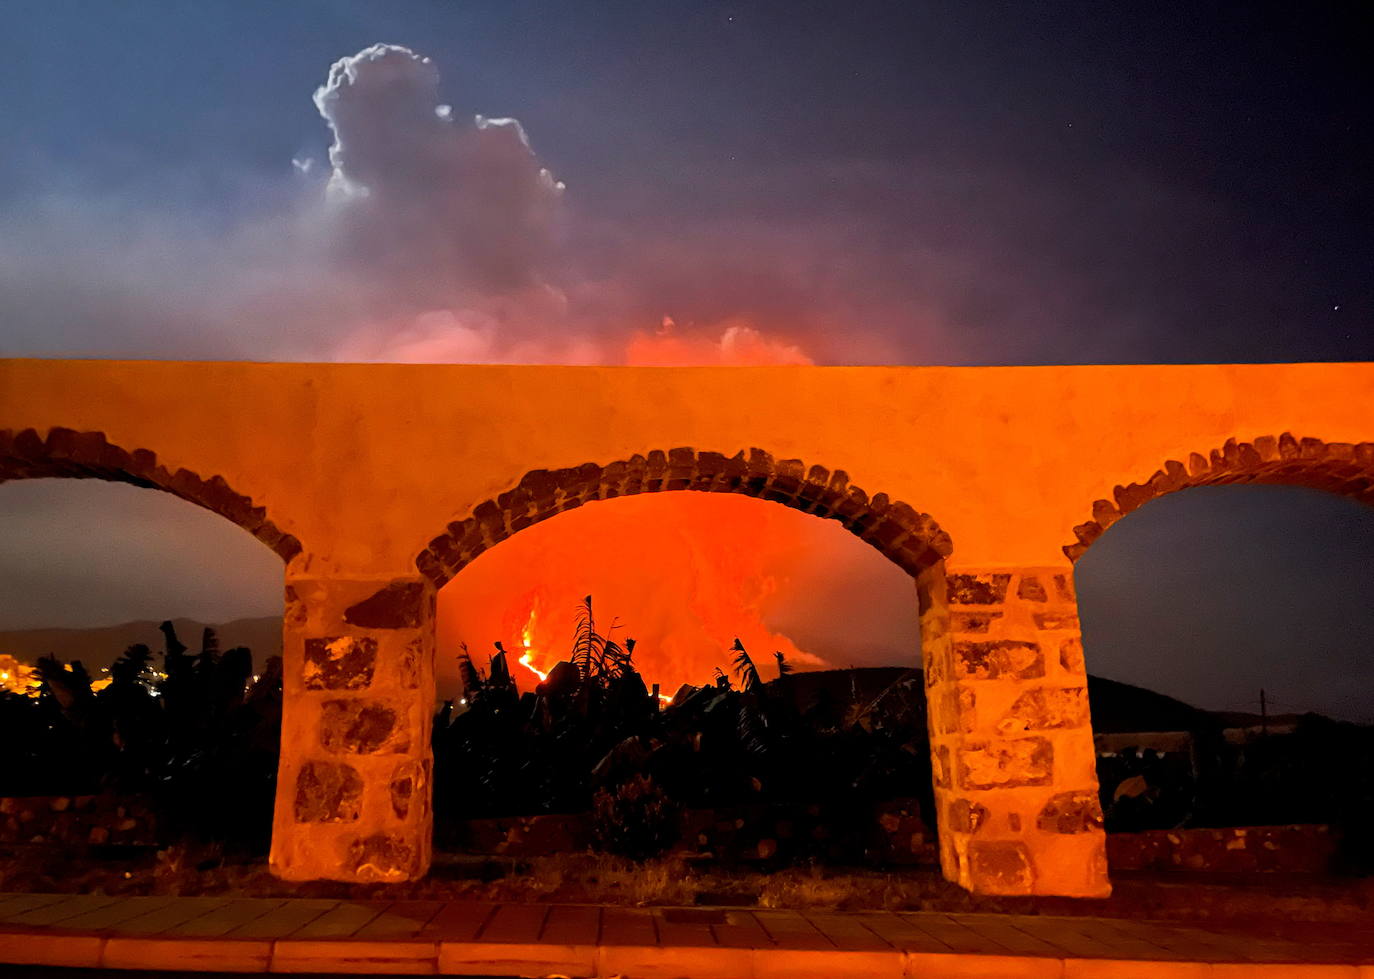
4,360 -> 1371,574
4,358 -> 1372,895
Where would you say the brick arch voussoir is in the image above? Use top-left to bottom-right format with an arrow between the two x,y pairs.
0,426 -> 302,562
417,446 -> 953,588
1063,433 -> 1374,563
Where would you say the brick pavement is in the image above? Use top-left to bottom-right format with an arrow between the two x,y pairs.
0,892 -> 1367,977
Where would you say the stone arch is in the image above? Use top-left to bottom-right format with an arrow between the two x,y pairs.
414,447 -> 1006,888
416,446 -> 952,587
1064,433 -> 1374,563
0,426 -> 302,561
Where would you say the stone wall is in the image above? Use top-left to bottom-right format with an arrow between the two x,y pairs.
0,427 -> 301,562
443,799 -> 937,865
1064,434 -> 1374,562
921,566 -> 1109,897
418,447 -> 952,587
1107,824 -> 1336,874
0,795 -> 158,846
269,576 -> 436,883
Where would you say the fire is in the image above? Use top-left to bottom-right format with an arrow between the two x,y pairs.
516,610 -> 550,685
438,492 -> 838,699
0,655 -> 43,697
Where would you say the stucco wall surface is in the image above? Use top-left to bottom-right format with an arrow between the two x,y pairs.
2,359 -> 1372,574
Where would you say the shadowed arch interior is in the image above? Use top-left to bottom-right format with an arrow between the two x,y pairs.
1065,433 -> 1374,562
0,426 -> 302,562
416,447 -> 953,588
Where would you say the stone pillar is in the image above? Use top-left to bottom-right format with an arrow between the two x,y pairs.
269,575 -> 435,882
920,565 -> 1109,898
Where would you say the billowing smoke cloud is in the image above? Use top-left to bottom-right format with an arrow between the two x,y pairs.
311,44 -> 813,365
0,42 -> 814,366
313,45 -> 565,320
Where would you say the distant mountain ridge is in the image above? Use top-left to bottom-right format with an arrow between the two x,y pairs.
0,617 -> 282,671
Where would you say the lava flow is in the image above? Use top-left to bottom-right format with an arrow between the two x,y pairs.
438,492 -> 837,700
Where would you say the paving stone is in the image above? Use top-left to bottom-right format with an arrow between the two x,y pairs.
752,909 -> 833,950
0,931 -> 103,968
1062,959 -> 1211,979
417,902 -> 498,942
0,894 -> 72,918
225,899 -> 339,939
352,900 -> 445,940
708,909 -> 772,949
101,937 -> 271,972
439,938 -> 596,977
757,947 -> 905,979
896,912 -> 1015,955
286,901 -> 385,939
538,904 -> 600,946
853,911 -> 954,953
799,910 -> 893,950
599,943 -> 754,979
478,903 -> 549,944
164,898 -> 285,938
904,950 -> 1064,978
272,938 -> 439,974
599,906 -> 658,947
6,894 -> 121,927
654,907 -> 727,948
57,896 -> 180,932
106,897 -> 234,936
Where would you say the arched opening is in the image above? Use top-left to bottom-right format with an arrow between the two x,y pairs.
436,491 -> 926,697
0,427 -> 293,855
417,447 -> 953,871
1069,434 -> 1374,874
419,447 -> 950,586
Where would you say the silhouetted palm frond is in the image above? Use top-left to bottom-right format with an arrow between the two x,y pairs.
456,643 -> 484,696
111,644 -> 153,686
572,596 -> 597,679
732,638 -> 760,691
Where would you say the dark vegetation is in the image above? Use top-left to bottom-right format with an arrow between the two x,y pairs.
0,596 -> 1368,875
432,597 -> 934,863
434,597 -> 1374,872
0,622 -> 281,852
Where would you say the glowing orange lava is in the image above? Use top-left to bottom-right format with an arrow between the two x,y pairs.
515,607 -> 550,685
438,493 -> 848,698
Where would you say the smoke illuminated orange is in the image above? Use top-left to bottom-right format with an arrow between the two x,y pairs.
437,492 -> 866,699
624,318 -> 815,367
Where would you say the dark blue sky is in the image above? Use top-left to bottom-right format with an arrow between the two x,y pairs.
1,1 -> 1371,720
2,0 -> 1369,362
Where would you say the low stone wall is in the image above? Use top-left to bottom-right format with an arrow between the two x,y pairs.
448,809 -> 1336,877
444,799 -> 938,865
0,795 -> 159,846
1107,824 -> 1336,874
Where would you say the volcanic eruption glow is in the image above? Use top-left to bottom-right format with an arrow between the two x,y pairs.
437,490 -> 922,701
516,609 -> 549,684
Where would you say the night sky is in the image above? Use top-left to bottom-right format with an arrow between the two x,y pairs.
1,2 -> 1371,720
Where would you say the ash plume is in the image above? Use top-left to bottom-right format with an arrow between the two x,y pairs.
313,44 -> 565,317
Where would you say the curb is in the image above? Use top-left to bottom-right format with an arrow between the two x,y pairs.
0,930 -> 1369,977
